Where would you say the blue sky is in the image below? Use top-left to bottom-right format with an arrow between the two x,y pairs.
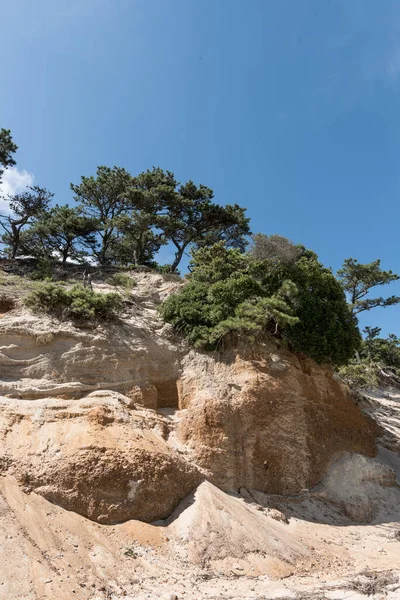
1,0 -> 400,335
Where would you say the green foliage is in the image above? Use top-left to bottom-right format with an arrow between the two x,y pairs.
1,163 -> 249,272
337,363 -> 379,389
70,166 -> 133,265
157,180 -> 251,271
361,327 -> 400,371
0,128 -> 18,182
161,243 -> 360,364
337,258 -> 400,315
161,243 -> 294,349
105,272 -> 137,296
338,327 -> 400,389
0,186 -> 53,258
279,256 -> 361,364
69,165 -> 250,270
26,204 -> 99,265
28,258 -> 53,281
109,211 -> 164,266
154,263 -> 176,274
24,281 -> 123,321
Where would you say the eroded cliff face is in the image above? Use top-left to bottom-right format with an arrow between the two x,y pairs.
177,348 -> 379,495
0,392 -> 200,524
0,272 -> 379,524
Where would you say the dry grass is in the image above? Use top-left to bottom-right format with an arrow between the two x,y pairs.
350,569 -> 398,596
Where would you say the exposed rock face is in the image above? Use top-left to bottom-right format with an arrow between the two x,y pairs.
177,347 -> 379,495
0,272 -> 380,523
0,314 -> 182,404
0,392 -> 201,524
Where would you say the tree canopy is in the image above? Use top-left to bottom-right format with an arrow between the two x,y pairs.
337,258 -> 400,315
70,166 -> 134,265
0,140 -> 397,373
161,242 -> 360,364
67,165 -> 251,270
0,128 -> 18,183
0,186 -> 53,258
249,233 -> 303,265
26,205 -> 99,265
279,254 -> 361,364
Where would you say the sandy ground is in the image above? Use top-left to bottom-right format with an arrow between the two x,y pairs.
1,434 -> 400,600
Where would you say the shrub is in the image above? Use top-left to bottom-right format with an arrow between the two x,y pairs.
105,272 -> 137,296
160,243 -> 360,364
160,244 -> 299,350
154,263 -> 180,275
337,363 -> 379,389
24,281 -> 123,321
29,258 -> 53,281
338,328 -> 400,389
278,255 -> 361,365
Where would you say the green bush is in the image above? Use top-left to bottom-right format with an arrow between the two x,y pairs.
277,253 -> 361,365
29,258 -> 53,281
24,281 -> 123,321
160,243 -> 360,364
337,363 -> 379,389
105,272 -> 137,295
361,328 -> 400,372
154,263 -> 179,275
338,328 -> 400,389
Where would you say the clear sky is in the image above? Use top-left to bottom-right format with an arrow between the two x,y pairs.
1,0 -> 400,335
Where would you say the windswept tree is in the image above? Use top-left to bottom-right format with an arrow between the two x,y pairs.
0,186 -> 53,258
72,166 -> 251,270
109,211 -> 165,266
71,166 -> 133,265
0,128 -> 18,183
26,205 -> 99,265
337,258 -> 400,315
156,180 -> 251,271
118,167 -> 177,265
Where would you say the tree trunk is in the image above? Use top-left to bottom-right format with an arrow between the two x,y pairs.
11,225 -> 19,259
62,245 -> 70,266
171,245 -> 185,272
99,228 -> 113,265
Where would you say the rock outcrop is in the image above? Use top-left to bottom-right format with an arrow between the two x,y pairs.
177,347 -> 379,495
1,269 -> 400,599
0,391 -> 200,523
0,272 -> 380,523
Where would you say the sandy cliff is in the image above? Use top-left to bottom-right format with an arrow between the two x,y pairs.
0,269 -> 399,599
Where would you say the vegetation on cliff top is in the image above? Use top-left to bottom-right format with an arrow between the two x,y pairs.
160,240 -> 360,364
339,327 -> 400,388
1,158 -> 250,271
23,281 -> 123,321
1,128 -> 400,367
